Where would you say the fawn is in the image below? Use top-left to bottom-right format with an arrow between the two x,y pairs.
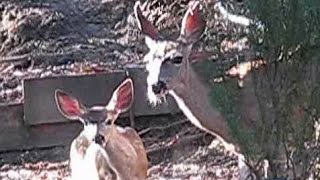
54,78 -> 148,180
134,1 -> 253,179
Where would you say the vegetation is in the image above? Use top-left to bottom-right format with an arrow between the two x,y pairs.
200,0 -> 320,178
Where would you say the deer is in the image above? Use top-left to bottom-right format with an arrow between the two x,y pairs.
134,1 -> 254,179
54,78 -> 148,180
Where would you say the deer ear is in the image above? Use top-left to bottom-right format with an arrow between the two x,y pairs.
55,90 -> 86,120
180,1 -> 206,43
106,78 -> 134,114
134,1 -> 161,41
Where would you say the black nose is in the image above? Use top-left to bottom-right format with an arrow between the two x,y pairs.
152,81 -> 167,94
94,134 -> 105,145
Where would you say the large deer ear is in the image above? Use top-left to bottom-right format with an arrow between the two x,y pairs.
134,1 -> 161,41
180,1 -> 206,43
55,90 -> 86,120
106,78 -> 134,114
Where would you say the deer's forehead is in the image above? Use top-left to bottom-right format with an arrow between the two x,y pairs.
148,41 -> 181,61
83,106 -> 108,122
153,41 -> 179,53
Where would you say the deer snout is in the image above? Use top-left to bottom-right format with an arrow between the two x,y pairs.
151,80 -> 167,94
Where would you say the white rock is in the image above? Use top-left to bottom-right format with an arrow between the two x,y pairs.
19,169 -> 32,179
13,70 -> 24,77
7,169 -> 20,179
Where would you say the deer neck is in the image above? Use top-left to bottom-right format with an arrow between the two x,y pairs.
169,65 -> 235,144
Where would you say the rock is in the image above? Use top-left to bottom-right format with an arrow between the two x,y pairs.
12,70 -> 24,77
14,60 -> 33,70
3,78 -> 19,89
7,169 -> 19,179
19,169 -> 32,179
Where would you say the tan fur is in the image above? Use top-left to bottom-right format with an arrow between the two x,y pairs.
98,125 -> 148,180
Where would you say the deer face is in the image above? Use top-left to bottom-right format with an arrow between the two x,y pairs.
134,1 -> 206,105
54,78 -> 134,142
55,78 -> 136,179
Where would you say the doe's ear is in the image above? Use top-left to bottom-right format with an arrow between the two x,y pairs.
180,1 -> 206,43
106,78 -> 134,114
54,90 -> 86,120
134,1 -> 161,41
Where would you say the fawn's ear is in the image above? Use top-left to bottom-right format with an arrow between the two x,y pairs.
134,1 -> 161,42
106,78 -> 134,114
55,90 -> 86,120
180,1 -> 206,43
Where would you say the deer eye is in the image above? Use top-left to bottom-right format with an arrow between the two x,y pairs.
171,56 -> 183,64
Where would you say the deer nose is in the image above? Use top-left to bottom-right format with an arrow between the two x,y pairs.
152,81 -> 167,94
94,134 -> 105,145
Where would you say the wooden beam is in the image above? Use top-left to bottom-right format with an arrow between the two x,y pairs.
23,68 -> 180,125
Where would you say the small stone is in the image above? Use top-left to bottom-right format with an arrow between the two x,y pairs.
15,85 -> 23,92
13,70 -> 24,77
19,169 -> 31,179
1,164 -> 10,171
14,60 -> 32,70
3,79 -> 19,89
30,68 -> 42,74
216,168 -> 222,177
7,169 -> 19,179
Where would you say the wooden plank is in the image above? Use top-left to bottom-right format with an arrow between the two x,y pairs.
0,122 -> 82,152
0,103 -> 81,152
23,68 -> 180,125
0,103 -> 23,126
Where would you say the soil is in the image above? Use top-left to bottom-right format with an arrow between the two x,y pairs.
0,114 -> 239,180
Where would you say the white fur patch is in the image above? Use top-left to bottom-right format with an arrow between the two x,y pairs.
83,143 -> 102,180
70,141 -> 86,180
145,42 -> 167,106
83,124 -> 98,141
69,124 -> 98,180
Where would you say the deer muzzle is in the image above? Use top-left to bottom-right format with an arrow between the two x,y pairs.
151,80 -> 167,94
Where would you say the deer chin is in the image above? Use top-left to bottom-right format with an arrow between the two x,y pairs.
147,86 -> 168,106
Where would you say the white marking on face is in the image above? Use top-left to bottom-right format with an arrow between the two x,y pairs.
144,41 -> 168,105
146,58 -> 162,88
146,60 -> 161,106
83,123 -> 98,141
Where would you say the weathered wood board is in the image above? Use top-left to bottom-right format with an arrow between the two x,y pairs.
0,120 -> 81,152
0,103 -> 80,152
24,68 -> 180,125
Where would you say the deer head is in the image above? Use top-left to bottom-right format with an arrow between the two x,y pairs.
55,78 -> 148,180
55,78 -> 134,131
134,1 -> 206,105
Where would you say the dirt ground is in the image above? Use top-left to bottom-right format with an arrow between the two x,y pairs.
0,114 -> 239,180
